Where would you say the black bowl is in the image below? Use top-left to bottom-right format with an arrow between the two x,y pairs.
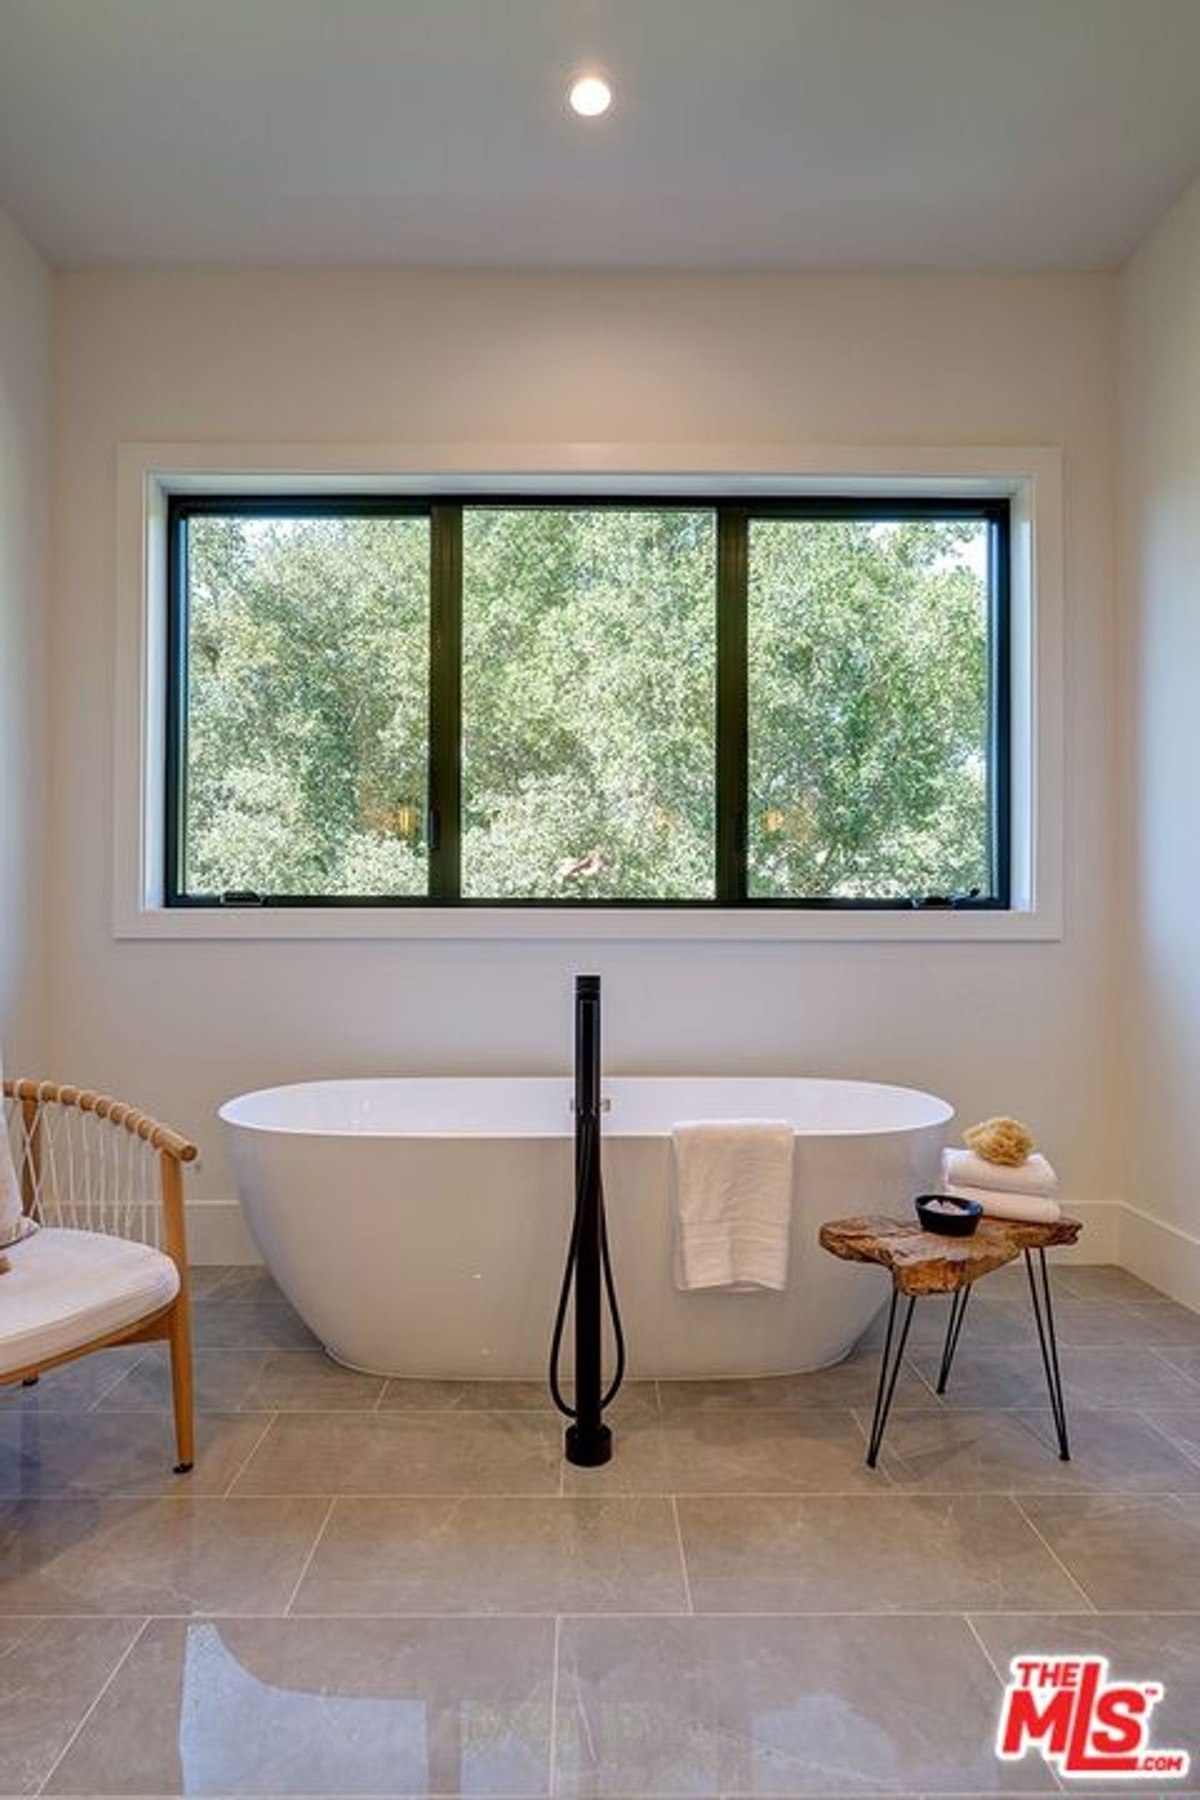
915,1193 -> 983,1237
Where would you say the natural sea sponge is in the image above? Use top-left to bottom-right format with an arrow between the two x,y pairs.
963,1116 -> 1035,1166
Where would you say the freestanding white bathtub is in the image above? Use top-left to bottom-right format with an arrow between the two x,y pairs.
219,1076 -> 951,1379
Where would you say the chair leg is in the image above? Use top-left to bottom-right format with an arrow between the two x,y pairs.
167,1298 -> 195,1474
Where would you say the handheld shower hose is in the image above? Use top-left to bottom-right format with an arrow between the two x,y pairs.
548,975 -> 626,1464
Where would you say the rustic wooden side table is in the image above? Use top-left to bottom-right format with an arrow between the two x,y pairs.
819,1212 -> 1083,1468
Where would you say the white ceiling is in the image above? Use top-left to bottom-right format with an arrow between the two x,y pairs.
2,0 -> 1199,272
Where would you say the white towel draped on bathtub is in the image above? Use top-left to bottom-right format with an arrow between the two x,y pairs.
671,1120 -> 795,1291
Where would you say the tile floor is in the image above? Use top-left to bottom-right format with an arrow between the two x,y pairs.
1,1260 -> 1199,1797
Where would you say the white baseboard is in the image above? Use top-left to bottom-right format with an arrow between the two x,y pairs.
1118,1201 -> 1200,1313
183,1196 -> 1124,1268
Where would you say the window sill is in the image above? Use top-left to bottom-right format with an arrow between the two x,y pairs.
113,904 -> 1061,943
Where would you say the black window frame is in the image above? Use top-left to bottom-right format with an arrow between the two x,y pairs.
164,492 -> 1011,911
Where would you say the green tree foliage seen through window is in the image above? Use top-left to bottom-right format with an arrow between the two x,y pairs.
461,508 -> 716,899
184,514 -> 430,896
748,518 -> 990,899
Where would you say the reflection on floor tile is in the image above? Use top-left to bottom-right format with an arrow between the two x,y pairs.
0,1411 -> 270,1498
0,1496 -> 328,1615
0,1347 -> 150,1414
0,1615 -> 144,1795
293,1496 -> 687,1615
44,1616 -> 555,1796
555,1614 -> 1054,1795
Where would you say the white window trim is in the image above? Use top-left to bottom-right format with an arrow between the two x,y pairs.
113,440 -> 1064,942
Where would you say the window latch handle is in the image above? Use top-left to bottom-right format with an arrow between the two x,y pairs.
425,808 -> 440,851
220,889 -> 266,907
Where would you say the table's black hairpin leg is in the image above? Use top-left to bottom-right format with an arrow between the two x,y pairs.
935,1282 -> 972,1395
866,1288 -> 917,1468
1025,1246 -> 1070,1460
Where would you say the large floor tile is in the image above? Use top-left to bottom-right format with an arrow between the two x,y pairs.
0,1496 -> 328,1614
0,1411 -> 271,1498
231,1411 -> 563,1496
293,1496 -> 686,1614
905,1290 -> 1029,1351
1143,1406 -> 1200,1464
562,1410 -> 881,1496
1021,1402 -> 1200,1486
1155,1345 -> 1200,1383
1054,1265 -> 1164,1303
378,1377 -> 658,1416
98,1344 -> 386,1412
554,1614 -> 1052,1795
191,1298 -> 316,1349
0,1615 -> 144,1795
1064,1346 -> 1200,1405
972,1612 -> 1200,1775
914,1342 -> 1200,1410
43,1615 -> 554,1796
0,1347 -> 151,1414
656,1346 -> 934,1413
192,1296 -> 316,1353
1016,1493 -> 1200,1610
1125,1298 -> 1200,1348
874,1404 -> 1200,1492
676,1493 -> 1087,1612
190,1266 -> 281,1304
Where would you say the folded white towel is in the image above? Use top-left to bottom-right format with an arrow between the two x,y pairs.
1,1041 -> 26,1249
672,1120 -> 794,1292
943,1148 -> 1058,1197
946,1183 -> 1062,1225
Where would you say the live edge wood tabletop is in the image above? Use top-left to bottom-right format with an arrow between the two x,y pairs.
819,1212 -> 1082,1295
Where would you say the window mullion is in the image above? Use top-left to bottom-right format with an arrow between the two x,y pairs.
428,504 -> 463,902
164,502 -> 189,906
988,502 -> 1012,908
716,506 -> 749,904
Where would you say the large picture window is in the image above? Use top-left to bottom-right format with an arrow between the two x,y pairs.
165,495 -> 1009,909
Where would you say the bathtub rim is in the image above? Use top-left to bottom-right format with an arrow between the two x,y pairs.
218,1073 -> 954,1143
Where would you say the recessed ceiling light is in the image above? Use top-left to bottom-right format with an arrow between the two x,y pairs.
568,74 -> 612,118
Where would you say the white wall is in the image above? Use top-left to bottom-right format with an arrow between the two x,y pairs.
48,270 -> 1120,1247
1121,170 -> 1200,1300
0,206 -> 50,1067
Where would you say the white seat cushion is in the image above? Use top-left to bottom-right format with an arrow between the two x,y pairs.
0,1228 -> 180,1378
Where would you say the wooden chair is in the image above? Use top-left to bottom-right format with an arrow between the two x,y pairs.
1,1079 -> 198,1471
